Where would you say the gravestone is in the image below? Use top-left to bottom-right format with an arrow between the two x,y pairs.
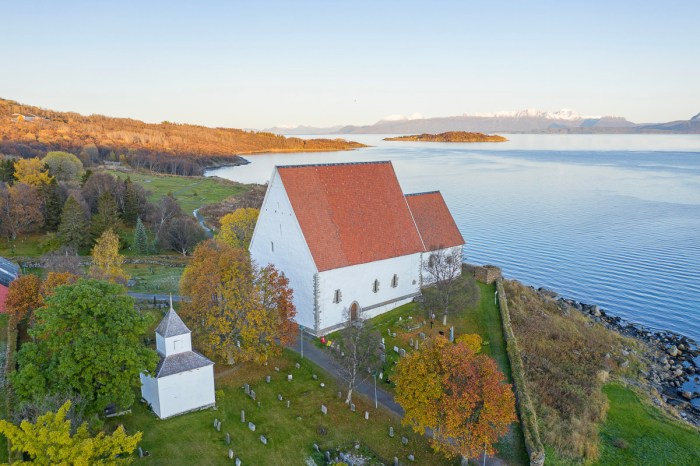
287,374 -> 293,381
295,362 -> 300,369
226,432 -> 231,445
393,346 -> 399,353
266,375 -> 271,383
379,372 -> 383,380
228,449 -> 234,459
393,457 -> 399,466
321,404 -> 327,415
401,436 -> 408,445
419,332 -> 426,340
364,411 -> 369,420
408,454 -> 415,462
312,374 -> 318,380
449,326 -> 454,342
326,451 -> 331,462
443,314 -> 447,325
338,391 -> 342,399
214,418 -> 219,428
399,348 -> 406,357
320,382 -> 325,388
138,447 -> 143,458
248,422 -> 256,432
414,340 -> 419,350
275,366 -> 280,372
241,410 -> 245,423
250,390 -> 256,401
236,458 -> 241,466
260,435 -> 267,445
350,403 -> 356,412
277,394 -> 283,401
257,401 -> 261,408
410,338 -> 413,346
382,337 -> 385,344
216,420 -> 221,432
389,426 -> 394,437
313,443 -> 320,452
244,384 -> 250,395
286,400 -> 290,408
387,328 -> 391,336
380,353 -> 386,363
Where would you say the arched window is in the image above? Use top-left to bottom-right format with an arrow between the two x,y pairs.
391,274 -> 398,288
372,279 -> 380,293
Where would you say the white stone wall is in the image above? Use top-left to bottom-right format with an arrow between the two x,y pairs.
139,373 -> 161,417
249,168 -> 318,330
316,253 -> 422,334
156,332 -> 193,357
154,365 -> 216,419
420,245 -> 464,285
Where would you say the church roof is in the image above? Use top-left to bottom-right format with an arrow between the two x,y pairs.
154,350 -> 213,378
277,162 -> 425,271
155,308 -> 190,338
405,191 -> 465,250
0,257 -> 19,287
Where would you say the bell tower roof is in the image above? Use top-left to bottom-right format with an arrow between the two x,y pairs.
155,300 -> 190,338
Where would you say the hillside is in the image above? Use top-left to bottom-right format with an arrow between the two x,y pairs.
384,131 -> 507,142
0,98 -> 366,172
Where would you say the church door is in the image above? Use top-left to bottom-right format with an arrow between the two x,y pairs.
350,302 -> 359,321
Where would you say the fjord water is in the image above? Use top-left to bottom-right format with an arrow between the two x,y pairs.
207,134 -> 700,342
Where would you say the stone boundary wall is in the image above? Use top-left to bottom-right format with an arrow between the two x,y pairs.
15,256 -> 185,269
496,279 -> 545,466
463,263 -> 502,284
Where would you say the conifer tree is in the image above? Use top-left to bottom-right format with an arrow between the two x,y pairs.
90,192 -> 120,243
121,177 -> 139,225
40,177 -> 63,231
132,217 -> 149,254
58,195 -> 88,250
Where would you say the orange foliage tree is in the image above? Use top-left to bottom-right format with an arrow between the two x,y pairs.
394,337 -> 517,459
5,275 -> 43,324
179,239 -> 296,364
41,272 -> 80,298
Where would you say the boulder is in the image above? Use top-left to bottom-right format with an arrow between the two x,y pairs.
681,391 -> 693,400
668,345 -> 679,357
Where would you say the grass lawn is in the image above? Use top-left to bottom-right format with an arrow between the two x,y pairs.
0,233 -> 51,257
106,168 -> 251,214
124,263 -> 186,295
109,350 -> 459,465
0,314 -> 9,462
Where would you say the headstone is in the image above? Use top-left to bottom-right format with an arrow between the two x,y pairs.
382,337 -> 385,344
393,457 -> 399,466
449,326 -> 454,342
257,401 -> 261,408
226,432 -> 230,445
408,454 -> 415,462
442,314 -> 447,325
399,348 -> 406,357
248,422 -> 256,432
260,435 -> 267,445
214,418 -> 219,428
250,390 -> 256,400
380,353 -> 386,363
138,446 -> 143,458
410,338 -> 413,346
350,403 -> 356,412
241,410 -> 245,423
321,404 -> 327,415
287,374 -> 293,381
414,340 -> 419,350
387,328 -> 391,336
295,362 -> 301,369
313,443 -> 320,452
277,394 -> 283,401
266,375 -> 271,383
320,382 -> 325,388
244,384 -> 250,395
364,411 -> 369,420
275,366 -> 280,372
216,420 -> 221,432
379,372 -> 383,380
393,346 -> 399,353
236,458 -> 241,466
338,391 -> 342,399
389,426 -> 394,437
312,374 -> 318,380
326,451 -> 331,462
228,449 -> 234,459
401,436 -> 408,445
286,400 -> 290,408
419,332 -> 426,340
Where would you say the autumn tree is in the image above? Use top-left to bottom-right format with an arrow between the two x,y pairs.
330,310 -> 381,405
42,151 -> 84,182
42,248 -> 83,275
218,207 -> 259,249
41,271 -> 80,297
89,229 -> 129,284
81,172 -> 119,213
5,274 -> 43,325
163,215 -> 205,255
121,177 -> 140,225
149,193 -> 182,244
0,400 -> 141,465
13,157 -> 52,187
0,182 -> 44,239
11,279 -> 158,414
394,337 -> 517,459
456,333 -> 483,353
58,194 -> 89,249
179,239 -> 297,364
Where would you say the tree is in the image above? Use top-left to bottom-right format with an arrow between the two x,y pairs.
456,333 -> 483,353
13,157 -> 52,187
11,279 -> 158,414
132,217 -> 149,254
121,177 -> 139,225
81,172 -> 119,213
40,177 -> 64,231
179,239 -> 297,364
163,215 -> 205,256
42,151 -> 84,182
423,247 -> 464,319
0,182 -> 43,239
0,156 -> 16,183
89,191 -> 120,243
5,274 -> 42,324
149,193 -> 182,244
58,194 -> 89,249
394,337 -> 517,459
89,229 -> 129,284
42,248 -> 83,275
218,208 -> 259,249
41,271 -> 80,297
0,400 -> 141,465
330,310 -> 381,405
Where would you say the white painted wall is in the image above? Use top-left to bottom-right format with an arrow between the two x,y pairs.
140,373 -> 161,417
421,245 -> 464,285
317,253 -> 422,334
151,365 -> 216,419
156,332 -> 193,356
249,168 -> 318,330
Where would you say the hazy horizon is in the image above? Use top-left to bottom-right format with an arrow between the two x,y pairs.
3,1 -> 699,128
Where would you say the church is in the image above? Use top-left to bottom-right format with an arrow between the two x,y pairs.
140,302 -> 216,419
249,161 -> 464,336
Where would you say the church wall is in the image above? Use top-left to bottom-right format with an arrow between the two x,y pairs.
139,373 -> 161,418
316,252 -> 422,334
157,332 -> 192,356
249,168 -> 318,330
156,365 -> 216,419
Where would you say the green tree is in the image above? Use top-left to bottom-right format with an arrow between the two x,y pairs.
40,177 -> 63,231
58,195 -> 88,250
0,400 -> 141,465
121,177 -> 139,225
11,279 -> 158,414
132,217 -> 149,254
0,157 -> 16,183
42,151 -> 84,182
90,192 -> 120,243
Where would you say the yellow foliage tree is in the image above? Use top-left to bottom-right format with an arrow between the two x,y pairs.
89,229 -> 129,284
0,400 -> 141,465
218,208 -> 259,249
456,333 -> 483,353
13,157 -> 52,187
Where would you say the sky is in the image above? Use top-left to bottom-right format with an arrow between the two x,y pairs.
2,1 -> 699,128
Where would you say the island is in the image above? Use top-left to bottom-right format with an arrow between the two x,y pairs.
384,131 -> 508,142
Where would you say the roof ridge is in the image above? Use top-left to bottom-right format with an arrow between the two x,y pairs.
277,161 -> 391,169
405,191 -> 441,197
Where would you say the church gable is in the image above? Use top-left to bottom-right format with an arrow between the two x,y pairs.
405,191 -> 465,251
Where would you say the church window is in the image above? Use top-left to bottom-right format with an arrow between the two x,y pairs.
391,274 -> 398,288
271,241 -> 274,252
333,289 -> 342,303
373,279 -> 380,293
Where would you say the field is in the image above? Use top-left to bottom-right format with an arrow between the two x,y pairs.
106,168 -> 251,214
109,349 -> 459,465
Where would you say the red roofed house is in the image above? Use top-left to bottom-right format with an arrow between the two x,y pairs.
249,161 -> 464,335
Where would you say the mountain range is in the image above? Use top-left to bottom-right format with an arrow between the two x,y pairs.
266,109 -> 700,135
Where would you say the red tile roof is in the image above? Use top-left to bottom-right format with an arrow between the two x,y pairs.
405,191 -> 465,250
277,162 -> 425,271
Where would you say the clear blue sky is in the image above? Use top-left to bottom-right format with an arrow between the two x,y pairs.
2,1 -> 698,128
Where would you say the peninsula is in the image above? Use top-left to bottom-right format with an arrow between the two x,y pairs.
384,131 -> 507,142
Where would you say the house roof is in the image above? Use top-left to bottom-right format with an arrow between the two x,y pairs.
155,308 -> 190,338
277,162 -> 426,271
0,257 -> 19,288
405,191 -> 465,250
154,350 -> 213,378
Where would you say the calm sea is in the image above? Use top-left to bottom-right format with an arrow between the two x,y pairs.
206,134 -> 700,342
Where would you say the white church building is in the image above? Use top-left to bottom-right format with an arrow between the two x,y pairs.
249,161 -> 465,336
140,304 -> 216,419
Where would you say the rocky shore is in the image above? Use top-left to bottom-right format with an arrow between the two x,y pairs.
541,289 -> 700,426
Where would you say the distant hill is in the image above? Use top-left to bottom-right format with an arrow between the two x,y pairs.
266,109 -> 700,135
0,98 -> 366,174
384,131 -> 507,142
